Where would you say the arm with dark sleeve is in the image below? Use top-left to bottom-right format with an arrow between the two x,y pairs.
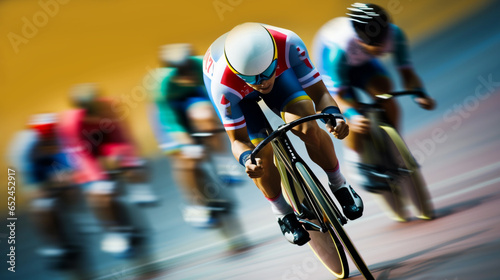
393,25 -> 435,109
392,25 -> 425,91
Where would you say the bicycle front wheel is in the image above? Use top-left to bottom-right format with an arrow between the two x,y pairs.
296,162 -> 374,280
306,218 -> 349,279
380,125 -> 434,219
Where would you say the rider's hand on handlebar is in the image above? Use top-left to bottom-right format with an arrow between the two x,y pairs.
414,96 -> 436,110
349,115 -> 371,134
336,119 -> 350,139
326,118 -> 349,140
245,158 -> 264,178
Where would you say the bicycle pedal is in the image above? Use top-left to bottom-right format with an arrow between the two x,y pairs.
338,216 -> 348,225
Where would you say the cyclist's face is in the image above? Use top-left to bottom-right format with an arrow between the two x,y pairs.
357,39 -> 386,56
246,72 -> 276,94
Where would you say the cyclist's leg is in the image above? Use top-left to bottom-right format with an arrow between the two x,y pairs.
30,185 -> 82,268
343,59 -> 396,161
186,98 -> 243,183
344,60 -> 408,221
83,159 -> 131,231
262,69 -> 340,172
186,97 -> 225,151
284,100 -> 339,169
363,60 -> 400,130
283,99 -> 363,220
239,97 -> 309,245
88,143 -> 153,255
262,69 -> 363,220
85,178 -> 140,256
100,142 -> 157,205
150,98 -> 218,226
168,147 -> 222,227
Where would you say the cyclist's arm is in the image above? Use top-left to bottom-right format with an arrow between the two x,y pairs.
285,33 -> 342,112
329,87 -> 357,115
392,24 -> 435,109
304,81 -> 349,139
398,67 -> 425,91
286,34 -> 349,139
392,24 -> 427,94
226,127 -> 263,178
157,99 -> 194,146
304,80 -> 339,112
226,127 -> 254,161
398,67 -> 435,110
331,87 -> 370,134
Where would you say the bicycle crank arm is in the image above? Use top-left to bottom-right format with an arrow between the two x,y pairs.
298,218 -> 326,232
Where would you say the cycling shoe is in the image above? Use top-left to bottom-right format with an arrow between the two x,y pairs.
277,213 -> 310,246
332,182 -> 364,220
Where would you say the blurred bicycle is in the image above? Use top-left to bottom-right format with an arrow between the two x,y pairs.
345,89 -> 434,221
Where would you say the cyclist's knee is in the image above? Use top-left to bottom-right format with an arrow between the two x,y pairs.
85,181 -> 118,208
31,197 -> 58,213
187,102 -> 218,131
291,122 -> 323,146
257,144 -> 275,167
366,75 -> 392,94
173,157 -> 199,170
123,165 -> 149,183
382,98 -> 400,113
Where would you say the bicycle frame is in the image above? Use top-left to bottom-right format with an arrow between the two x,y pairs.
356,90 -> 434,220
251,114 -> 346,231
357,90 -> 425,183
250,113 -> 374,279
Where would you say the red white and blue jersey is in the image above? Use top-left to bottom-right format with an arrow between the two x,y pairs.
203,24 -> 322,132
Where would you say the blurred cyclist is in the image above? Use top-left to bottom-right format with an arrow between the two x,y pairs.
148,44 -> 242,228
312,3 -> 436,220
202,22 -> 363,246
58,83 -> 152,256
8,113 -> 79,269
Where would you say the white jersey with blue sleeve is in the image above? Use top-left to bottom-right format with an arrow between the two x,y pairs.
312,17 -> 412,93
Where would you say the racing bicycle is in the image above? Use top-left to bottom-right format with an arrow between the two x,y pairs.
353,89 -> 434,221
187,130 -> 250,251
250,113 -> 374,279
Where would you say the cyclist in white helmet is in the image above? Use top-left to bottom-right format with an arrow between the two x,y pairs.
203,22 -> 364,246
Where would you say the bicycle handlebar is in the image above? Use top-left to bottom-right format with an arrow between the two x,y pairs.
357,90 -> 426,111
249,113 -> 342,164
374,90 -> 426,100
191,128 -> 226,138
